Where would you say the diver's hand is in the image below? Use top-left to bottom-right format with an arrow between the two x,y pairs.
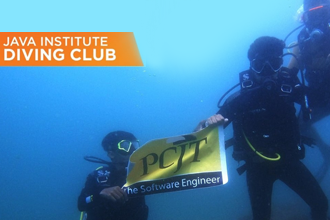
194,114 -> 228,131
205,114 -> 228,126
100,186 -> 128,204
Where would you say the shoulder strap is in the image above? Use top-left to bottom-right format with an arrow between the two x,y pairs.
239,70 -> 254,90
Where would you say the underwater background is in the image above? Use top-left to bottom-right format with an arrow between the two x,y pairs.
1,0 -> 329,219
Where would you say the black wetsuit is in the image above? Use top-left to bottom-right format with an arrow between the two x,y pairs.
218,69 -> 328,220
297,26 -> 330,184
78,165 -> 148,220
298,27 -> 330,108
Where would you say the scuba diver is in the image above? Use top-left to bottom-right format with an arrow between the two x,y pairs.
287,0 -> 330,183
195,36 -> 328,220
77,130 -> 149,220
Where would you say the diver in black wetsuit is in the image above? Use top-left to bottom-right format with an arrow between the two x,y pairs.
78,131 -> 148,220
288,0 -> 330,182
297,0 -> 330,107
195,36 -> 328,220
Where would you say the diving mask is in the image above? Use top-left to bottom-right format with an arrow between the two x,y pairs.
117,140 -> 139,155
250,57 -> 283,75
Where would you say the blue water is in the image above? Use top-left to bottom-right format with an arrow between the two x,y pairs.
1,0 -> 329,219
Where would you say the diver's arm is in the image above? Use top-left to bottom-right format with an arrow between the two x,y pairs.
99,186 -> 127,204
78,170 -> 130,212
78,174 -> 104,211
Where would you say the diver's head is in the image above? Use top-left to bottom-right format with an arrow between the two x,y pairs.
248,36 -> 284,91
303,0 -> 330,30
304,0 -> 330,11
248,36 -> 284,75
102,130 -> 139,167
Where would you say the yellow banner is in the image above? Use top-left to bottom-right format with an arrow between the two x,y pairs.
124,126 -> 227,197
